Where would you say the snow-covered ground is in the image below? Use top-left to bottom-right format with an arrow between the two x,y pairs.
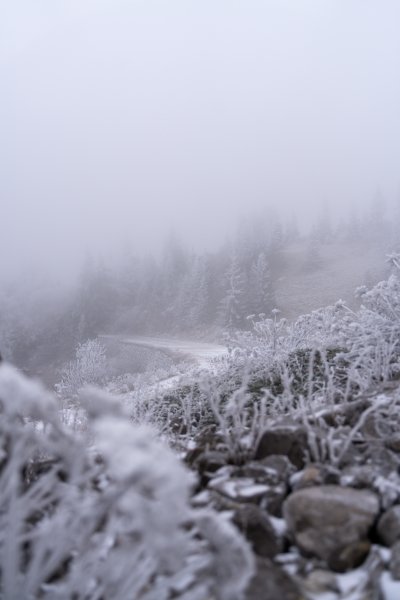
101,335 -> 228,369
98,335 -> 228,400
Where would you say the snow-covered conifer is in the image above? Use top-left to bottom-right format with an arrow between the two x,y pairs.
220,251 -> 246,330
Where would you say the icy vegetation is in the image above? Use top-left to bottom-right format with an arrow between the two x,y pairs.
56,338 -> 108,398
109,255 -> 400,457
0,365 -> 254,600
1,255 -> 400,597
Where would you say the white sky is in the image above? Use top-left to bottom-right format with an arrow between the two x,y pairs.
1,0 -> 400,278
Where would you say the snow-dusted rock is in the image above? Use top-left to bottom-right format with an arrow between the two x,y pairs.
245,557 -> 302,600
378,506 -> 400,547
329,540 -> 372,573
390,541 -> 400,580
302,568 -> 339,595
341,465 -> 400,510
259,454 -> 296,481
194,450 -> 228,482
385,435 -> 400,453
207,457 -> 292,516
254,426 -> 308,469
209,476 -> 271,504
232,504 -> 283,558
233,457 -> 292,516
283,485 -> 379,571
290,463 -> 340,491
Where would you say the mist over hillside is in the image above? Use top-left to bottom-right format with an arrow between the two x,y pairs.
1,200 -> 398,383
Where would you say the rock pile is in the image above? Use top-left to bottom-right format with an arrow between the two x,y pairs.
189,391 -> 400,599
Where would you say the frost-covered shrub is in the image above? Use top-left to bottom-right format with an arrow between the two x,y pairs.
56,338 -> 107,399
118,257 -> 400,464
227,262 -> 400,398
0,364 -> 254,600
339,266 -> 400,390
161,260 -> 400,461
223,303 -> 347,381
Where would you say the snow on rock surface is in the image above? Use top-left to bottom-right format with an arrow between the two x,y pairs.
380,571 -> 400,599
209,476 -> 270,503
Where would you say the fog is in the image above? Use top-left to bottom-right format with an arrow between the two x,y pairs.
4,4 -> 400,595
1,0 -> 400,280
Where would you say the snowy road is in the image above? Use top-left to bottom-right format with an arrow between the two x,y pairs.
100,335 -> 228,368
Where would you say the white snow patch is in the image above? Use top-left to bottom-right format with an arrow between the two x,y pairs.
270,516 -> 287,537
380,571 -> 400,599
209,477 -> 269,500
101,335 -> 228,367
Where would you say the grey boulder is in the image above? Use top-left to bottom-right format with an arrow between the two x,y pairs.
283,485 -> 379,571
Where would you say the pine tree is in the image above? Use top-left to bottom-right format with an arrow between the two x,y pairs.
220,251 -> 246,330
188,256 -> 209,329
160,233 -> 189,327
77,256 -> 118,337
365,188 -> 387,243
345,209 -> 362,243
250,253 -> 275,316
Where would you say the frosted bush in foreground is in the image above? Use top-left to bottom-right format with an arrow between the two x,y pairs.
0,364 -> 254,599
